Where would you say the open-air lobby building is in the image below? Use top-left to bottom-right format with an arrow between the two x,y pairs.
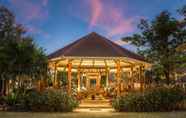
48,32 -> 151,97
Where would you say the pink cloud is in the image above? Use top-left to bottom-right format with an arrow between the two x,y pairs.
87,0 -> 136,37
8,0 -> 49,39
9,0 -> 48,22
108,8 -> 134,36
42,0 -> 48,6
89,0 -> 102,27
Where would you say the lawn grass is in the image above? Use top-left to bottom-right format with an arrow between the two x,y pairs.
0,112 -> 186,118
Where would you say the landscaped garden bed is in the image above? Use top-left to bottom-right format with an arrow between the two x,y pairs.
112,86 -> 186,112
0,88 -> 78,112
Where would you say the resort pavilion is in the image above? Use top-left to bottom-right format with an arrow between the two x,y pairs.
48,32 -> 151,96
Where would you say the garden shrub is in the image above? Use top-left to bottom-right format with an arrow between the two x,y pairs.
27,89 -> 78,112
4,93 -> 18,106
44,89 -> 78,112
3,88 -> 34,111
112,86 -> 186,112
3,88 -> 78,112
26,90 -> 48,111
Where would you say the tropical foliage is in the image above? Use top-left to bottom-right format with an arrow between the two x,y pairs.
112,86 -> 186,112
2,88 -> 78,112
27,89 -> 78,112
122,7 -> 186,84
0,5 -> 48,93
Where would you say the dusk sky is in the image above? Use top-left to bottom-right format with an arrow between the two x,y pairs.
1,0 -> 186,54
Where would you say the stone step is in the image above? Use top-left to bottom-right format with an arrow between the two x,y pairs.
74,108 -> 115,112
79,99 -> 112,108
77,94 -> 113,112
79,103 -> 112,108
81,100 -> 110,104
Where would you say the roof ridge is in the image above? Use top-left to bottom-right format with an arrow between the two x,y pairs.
62,34 -> 90,56
93,33 -> 125,56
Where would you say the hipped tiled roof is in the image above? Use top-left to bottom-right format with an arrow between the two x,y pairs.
48,32 -> 146,62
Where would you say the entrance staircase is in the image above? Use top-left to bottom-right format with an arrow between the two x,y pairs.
74,94 -> 114,112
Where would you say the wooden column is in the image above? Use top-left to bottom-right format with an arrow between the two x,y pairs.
106,68 -> 109,87
97,74 -> 101,90
131,66 -> 134,90
53,62 -> 58,89
86,75 -> 89,90
142,66 -> 145,90
139,66 -> 143,92
67,62 -> 72,95
77,68 -> 81,92
116,60 -> 121,97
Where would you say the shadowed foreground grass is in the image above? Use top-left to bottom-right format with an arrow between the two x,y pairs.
0,112 -> 186,118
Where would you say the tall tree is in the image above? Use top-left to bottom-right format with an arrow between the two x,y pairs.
122,11 -> 186,85
0,5 -> 48,93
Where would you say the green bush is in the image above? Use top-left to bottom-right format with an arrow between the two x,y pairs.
3,88 -> 33,111
26,90 -> 48,111
45,89 -> 78,112
3,88 -> 78,112
112,86 -> 186,112
4,92 -> 18,106
27,89 -> 78,112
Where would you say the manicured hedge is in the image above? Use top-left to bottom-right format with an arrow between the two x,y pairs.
112,86 -> 186,112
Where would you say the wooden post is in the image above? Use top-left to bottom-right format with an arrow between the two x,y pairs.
86,74 -> 89,90
116,60 -> 121,97
37,79 -> 41,91
142,66 -> 145,90
53,62 -> 58,88
139,66 -> 143,92
6,80 -> 9,95
97,74 -> 101,90
67,63 -> 72,95
106,68 -> 109,87
131,66 -> 134,90
77,68 -> 81,92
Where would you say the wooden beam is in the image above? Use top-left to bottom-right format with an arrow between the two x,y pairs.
49,56 -> 151,68
120,59 -> 135,66
57,62 -> 133,69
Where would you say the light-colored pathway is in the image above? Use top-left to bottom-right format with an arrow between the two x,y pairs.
0,112 -> 186,118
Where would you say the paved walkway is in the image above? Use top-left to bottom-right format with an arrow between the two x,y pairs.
0,112 -> 186,118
